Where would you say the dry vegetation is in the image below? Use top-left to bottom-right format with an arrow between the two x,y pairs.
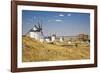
22,36 -> 90,62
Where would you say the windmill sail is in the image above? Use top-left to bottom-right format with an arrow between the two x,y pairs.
40,20 -> 43,35
37,20 -> 44,36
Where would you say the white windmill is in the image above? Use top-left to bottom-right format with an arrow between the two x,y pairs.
29,20 -> 44,42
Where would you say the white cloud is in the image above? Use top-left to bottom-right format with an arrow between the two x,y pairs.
59,14 -> 64,17
55,19 -> 62,22
67,13 -> 71,16
48,19 -> 63,22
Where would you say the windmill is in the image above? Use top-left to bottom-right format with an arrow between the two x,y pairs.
28,18 -> 45,42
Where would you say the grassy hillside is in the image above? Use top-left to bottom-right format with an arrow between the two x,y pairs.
22,36 -> 90,62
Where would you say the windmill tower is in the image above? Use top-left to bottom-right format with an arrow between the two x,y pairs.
29,20 -> 44,42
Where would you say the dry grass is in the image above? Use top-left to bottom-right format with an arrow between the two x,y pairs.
22,36 -> 90,62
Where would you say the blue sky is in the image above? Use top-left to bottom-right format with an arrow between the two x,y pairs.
22,10 -> 90,36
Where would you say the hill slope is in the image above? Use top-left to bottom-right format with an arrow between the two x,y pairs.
22,36 -> 90,62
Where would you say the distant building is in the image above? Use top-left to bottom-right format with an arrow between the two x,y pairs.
51,34 -> 56,42
45,36 -> 51,43
59,37 -> 64,42
77,34 -> 89,41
